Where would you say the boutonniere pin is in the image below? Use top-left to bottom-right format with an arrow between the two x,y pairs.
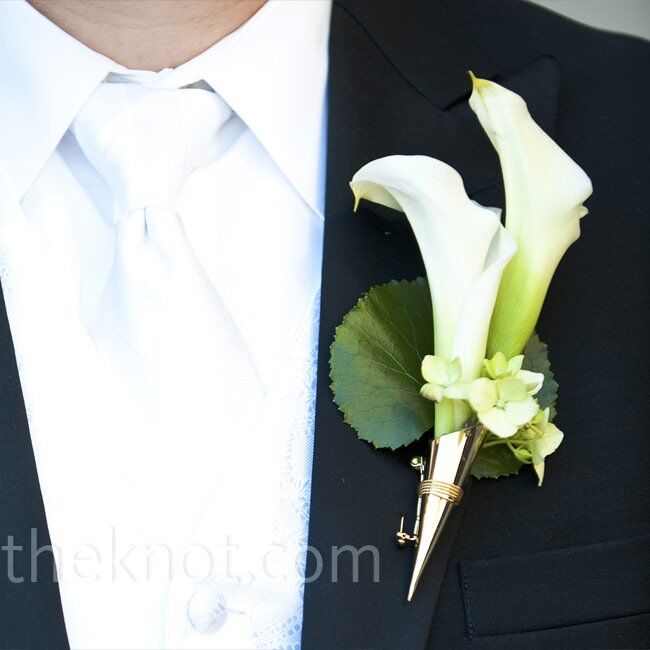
329,74 -> 592,600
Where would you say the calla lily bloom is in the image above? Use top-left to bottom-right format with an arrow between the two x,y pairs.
351,156 -> 516,435
469,74 -> 593,358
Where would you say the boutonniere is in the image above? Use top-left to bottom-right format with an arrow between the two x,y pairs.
329,74 -> 592,600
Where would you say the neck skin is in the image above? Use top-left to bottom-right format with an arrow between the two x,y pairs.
28,0 -> 266,70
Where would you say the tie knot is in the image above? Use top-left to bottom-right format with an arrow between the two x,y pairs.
71,83 -> 232,217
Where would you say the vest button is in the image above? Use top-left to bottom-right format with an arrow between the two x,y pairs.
187,583 -> 229,634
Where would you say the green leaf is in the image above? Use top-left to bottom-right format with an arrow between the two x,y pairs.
521,333 -> 559,419
471,440 -> 524,479
330,278 -> 435,449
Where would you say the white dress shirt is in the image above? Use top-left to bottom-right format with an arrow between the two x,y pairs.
0,1 -> 330,648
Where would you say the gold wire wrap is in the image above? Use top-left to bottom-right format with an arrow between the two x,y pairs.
417,479 -> 463,504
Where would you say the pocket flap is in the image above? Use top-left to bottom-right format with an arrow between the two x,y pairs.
460,534 -> 650,638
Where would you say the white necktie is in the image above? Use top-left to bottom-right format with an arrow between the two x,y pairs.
71,84 -> 265,548
71,83 -> 263,406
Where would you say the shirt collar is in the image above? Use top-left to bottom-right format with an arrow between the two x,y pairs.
0,0 -> 332,214
201,0 -> 331,217
0,1 -> 113,199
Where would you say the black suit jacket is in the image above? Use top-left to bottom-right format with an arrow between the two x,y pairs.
1,1 -> 649,648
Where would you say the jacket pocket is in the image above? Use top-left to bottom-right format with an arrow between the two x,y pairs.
460,533 -> 650,639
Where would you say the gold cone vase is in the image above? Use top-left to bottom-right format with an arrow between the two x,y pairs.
402,423 -> 486,601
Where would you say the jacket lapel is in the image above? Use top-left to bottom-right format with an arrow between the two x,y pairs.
0,190 -> 69,648
301,2 -> 560,648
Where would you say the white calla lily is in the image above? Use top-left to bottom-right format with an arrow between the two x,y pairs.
469,74 -> 593,358
350,156 -> 516,435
